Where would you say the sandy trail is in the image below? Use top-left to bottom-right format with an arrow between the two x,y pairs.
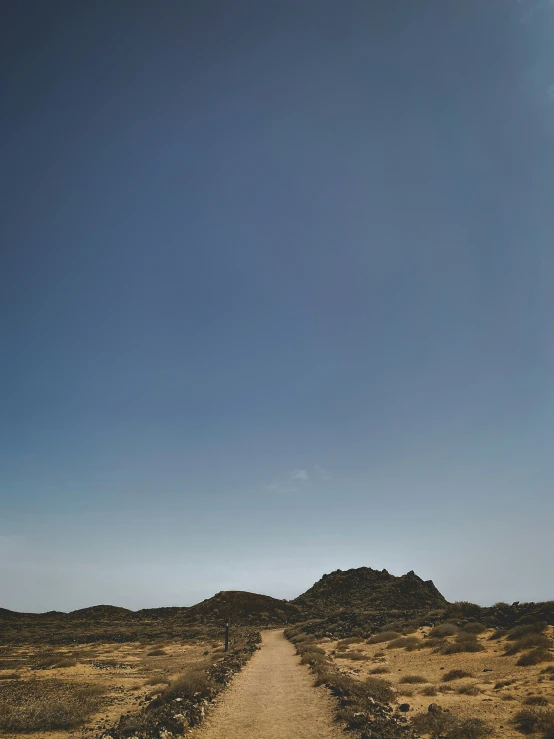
194,629 -> 345,739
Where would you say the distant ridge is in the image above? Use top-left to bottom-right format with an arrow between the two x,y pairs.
0,566 -> 447,622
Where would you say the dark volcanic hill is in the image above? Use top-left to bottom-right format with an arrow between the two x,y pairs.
187,590 -> 302,625
67,605 -> 133,620
294,567 -> 448,613
0,566 -> 448,646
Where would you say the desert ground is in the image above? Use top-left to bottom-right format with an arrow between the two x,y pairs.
0,637 -> 226,738
315,624 -> 554,738
1,570 -> 553,738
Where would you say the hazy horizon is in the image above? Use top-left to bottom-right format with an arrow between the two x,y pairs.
0,562 -> 544,615
2,0 -> 554,614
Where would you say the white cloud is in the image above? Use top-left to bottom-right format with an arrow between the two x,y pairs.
265,468 -> 310,494
265,483 -> 297,495
265,465 -> 331,494
313,464 -> 331,480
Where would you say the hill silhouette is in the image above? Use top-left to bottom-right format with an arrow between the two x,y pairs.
186,590 -> 302,624
294,567 -> 447,613
0,566 -> 449,644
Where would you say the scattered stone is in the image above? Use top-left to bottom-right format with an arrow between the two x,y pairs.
398,703 -> 410,712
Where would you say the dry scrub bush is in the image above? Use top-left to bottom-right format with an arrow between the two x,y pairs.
428,623 -> 459,638
386,636 -> 420,650
399,674 -> 427,684
397,687 -> 414,697
147,648 -> 168,656
417,636 -> 443,650
343,651 -> 370,661
524,696 -> 550,706
369,666 -> 390,674
337,637 -> 362,648
422,685 -> 438,696
380,621 -> 402,632
457,682 -> 481,696
412,711 -> 492,739
513,707 -> 554,736
144,674 -> 170,686
448,601 -> 484,619
517,648 -> 554,667
0,673 -> 20,680
442,632 -> 485,654
161,667 -> 213,701
463,622 -> 487,634
33,652 -> 78,669
0,679 -> 104,732
368,631 -> 401,644
494,679 -> 515,689
403,625 -> 419,634
507,622 -> 548,641
442,669 -> 473,681
504,634 -> 551,655
364,676 -> 395,702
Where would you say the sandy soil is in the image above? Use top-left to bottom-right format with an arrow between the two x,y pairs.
319,625 -> 554,738
194,629 -> 345,739
0,639 -> 218,739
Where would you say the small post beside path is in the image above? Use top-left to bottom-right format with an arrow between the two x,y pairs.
224,620 -> 229,652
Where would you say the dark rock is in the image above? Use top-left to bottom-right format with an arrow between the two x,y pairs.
428,703 -> 442,713
398,703 -> 410,712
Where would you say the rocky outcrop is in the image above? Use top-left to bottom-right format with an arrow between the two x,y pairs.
294,567 -> 447,613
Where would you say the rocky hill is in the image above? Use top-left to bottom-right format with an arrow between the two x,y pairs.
294,567 -> 447,613
67,605 -> 134,621
0,566 -> 449,644
186,590 -> 301,625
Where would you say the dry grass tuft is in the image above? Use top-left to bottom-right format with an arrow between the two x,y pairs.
386,636 -> 420,651
504,634 -> 551,655
507,622 -> 548,641
494,679 -> 515,689
443,669 -> 473,681
412,711 -> 492,738
517,648 -> 554,667
441,632 -> 486,654
524,696 -> 550,706
0,679 -> 104,732
367,631 -> 401,644
144,674 -> 171,686
512,706 -> 554,735
422,685 -> 438,696
398,674 -> 427,684
428,623 -> 459,638
368,665 -> 390,674
161,666 -> 213,701
457,682 -> 481,696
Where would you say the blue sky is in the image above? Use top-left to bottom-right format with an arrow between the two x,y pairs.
2,0 -> 554,612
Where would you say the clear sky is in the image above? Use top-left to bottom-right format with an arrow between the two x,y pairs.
2,1 -> 553,613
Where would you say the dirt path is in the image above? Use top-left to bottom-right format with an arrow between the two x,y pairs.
194,629 -> 345,739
